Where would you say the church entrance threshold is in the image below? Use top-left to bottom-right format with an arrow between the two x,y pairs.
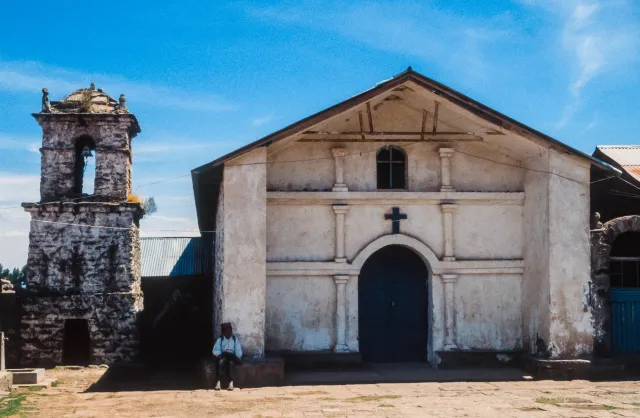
358,245 -> 428,362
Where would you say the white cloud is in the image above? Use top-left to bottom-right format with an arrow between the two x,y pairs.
0,172 -> 40,204
251,114 -> 274,127
246,2 -> 515,82
0,172 -> 39,267
140,213 -> 200,237
2,230 -> 28,237
0,210 -> 30,268
0,59 -> 238,113
523,0 -> 639,127
0,133 -> 40,153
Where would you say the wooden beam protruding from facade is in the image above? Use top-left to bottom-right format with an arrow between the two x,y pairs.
432,101 -> 440,133
421,110 -> 428,140
366,102 -> 374,133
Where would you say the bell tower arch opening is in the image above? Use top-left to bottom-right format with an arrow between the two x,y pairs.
73,135 -> 96,196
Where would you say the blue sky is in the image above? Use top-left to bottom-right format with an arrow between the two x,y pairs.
1,0 -> 639,268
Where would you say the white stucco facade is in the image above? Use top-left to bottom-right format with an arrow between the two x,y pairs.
207,72 -> 598,362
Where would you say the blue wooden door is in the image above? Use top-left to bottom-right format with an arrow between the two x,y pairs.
611,289 -> 640,354
358,245 -> 428,362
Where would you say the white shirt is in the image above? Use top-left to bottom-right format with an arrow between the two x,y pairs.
212,335 -> 243,358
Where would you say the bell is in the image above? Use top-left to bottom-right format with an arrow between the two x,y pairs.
81,146 -> 93,158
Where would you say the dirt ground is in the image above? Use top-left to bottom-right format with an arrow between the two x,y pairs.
5,368 -> 640,417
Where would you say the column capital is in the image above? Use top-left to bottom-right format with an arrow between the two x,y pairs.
331,147 -> 347,158
332,204 -> 350,214
333,274 -> 350,284
438,147 -> 455,158
441,274 -> 458,283
440,203 -> 458,213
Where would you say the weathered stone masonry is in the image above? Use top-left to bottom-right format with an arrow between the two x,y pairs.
591,215 -> 640,357
21,86 -> 144,366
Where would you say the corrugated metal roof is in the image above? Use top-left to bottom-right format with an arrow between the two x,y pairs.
597,146 -> 640,183
141,237 -> 212,277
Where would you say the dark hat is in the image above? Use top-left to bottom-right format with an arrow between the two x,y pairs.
221,322 -> 232,330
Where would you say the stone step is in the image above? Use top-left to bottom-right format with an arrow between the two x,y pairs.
275,350 -> 363,370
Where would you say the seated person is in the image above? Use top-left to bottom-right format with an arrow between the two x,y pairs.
212,322 -> 243,391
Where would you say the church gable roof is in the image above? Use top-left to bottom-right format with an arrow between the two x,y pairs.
193,67 -> 611,173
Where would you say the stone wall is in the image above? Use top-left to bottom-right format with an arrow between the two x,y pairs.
21,294 -> 141,366
590,215 -> 640,357
21,202 -> 143,366
35,114 -> 137,202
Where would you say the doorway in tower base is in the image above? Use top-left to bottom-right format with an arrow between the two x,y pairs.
63,318 -> 91,365
358,245 -> 429,362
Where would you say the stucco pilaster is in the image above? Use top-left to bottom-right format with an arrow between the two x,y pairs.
332,205 -> 350,263
441,203 -> 457,261
523,150 -> 593,359
441,274 -> 458,350
220,147 -> 267,358
439,148 -> 455,192
331,148 -> 348,192
333,275 -> 350,352
547,151 -> 592,358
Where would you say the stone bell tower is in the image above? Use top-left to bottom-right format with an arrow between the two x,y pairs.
20,84 -> 144,366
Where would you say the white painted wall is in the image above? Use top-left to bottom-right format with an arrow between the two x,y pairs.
454,205 -> 523,260
266,276 -> 336,351
222,100 -> 593,359
455,274 -> 523,350
522,153 -> 551,353
547,151 -> 593,358
521,149 -> 593,358
216,148 -> 267,358
267,205 -> 334,261
267,142 -> 523,193
262,142 -> 530,354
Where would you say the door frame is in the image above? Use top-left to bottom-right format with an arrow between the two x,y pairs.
351,234 -> 436,363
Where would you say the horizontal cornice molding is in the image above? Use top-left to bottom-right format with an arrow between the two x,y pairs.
267,191 -> 525,206
267,259 -> 524,276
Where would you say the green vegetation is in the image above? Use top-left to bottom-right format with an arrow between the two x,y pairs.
0,264 -> 26,290
27,386 -> 46,392
51,380 -> 60,388
0,394 -> 27,417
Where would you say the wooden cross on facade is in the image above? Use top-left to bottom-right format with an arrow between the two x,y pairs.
385,207 -> 407,234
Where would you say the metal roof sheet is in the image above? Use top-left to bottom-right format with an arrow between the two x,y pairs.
141,237 -> 212,277
596,146 -> 640,183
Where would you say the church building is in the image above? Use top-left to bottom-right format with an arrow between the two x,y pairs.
192,68 -> 612,365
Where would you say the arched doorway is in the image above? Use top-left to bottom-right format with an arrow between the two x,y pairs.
592,215 -> 640,356
358,245 -> 428,362
609,231 -> 640,354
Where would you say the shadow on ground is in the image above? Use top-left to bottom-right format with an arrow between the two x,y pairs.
85,361 -> 204,392
285,363 -> 530,386
85,360 -> 531,392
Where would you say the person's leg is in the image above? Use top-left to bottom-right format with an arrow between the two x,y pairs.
214,357 -> 222,390
222,353 -> 239,390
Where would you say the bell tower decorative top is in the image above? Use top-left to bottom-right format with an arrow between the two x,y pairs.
31,84 -> 141,203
